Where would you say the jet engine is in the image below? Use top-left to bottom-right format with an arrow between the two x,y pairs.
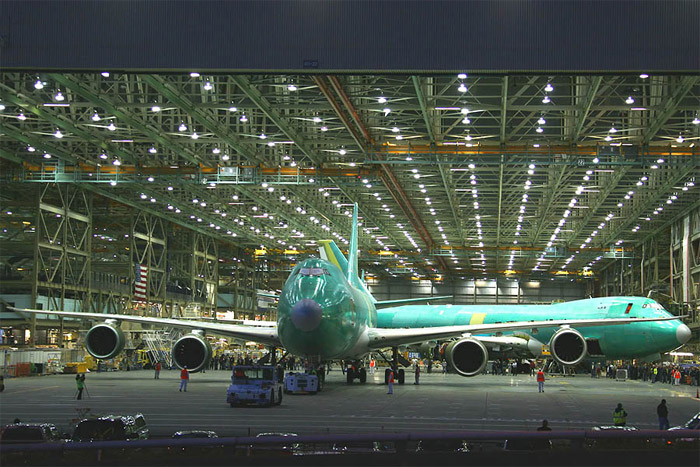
171,332 -> 212,373
85,321 -> 126,360
445,337 -> 489,377
549,327 -> 587,366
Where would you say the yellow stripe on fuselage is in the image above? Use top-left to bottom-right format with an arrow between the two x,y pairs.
470,313 -> 487,325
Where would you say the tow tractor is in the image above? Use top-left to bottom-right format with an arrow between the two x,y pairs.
283,371 -> 320,394
226,365 -> 284,407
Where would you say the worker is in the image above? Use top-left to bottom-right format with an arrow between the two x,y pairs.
387,369 -> 394,395
179,366 -> 189,392
613,403 -> 627,426
536,368 -> 545,392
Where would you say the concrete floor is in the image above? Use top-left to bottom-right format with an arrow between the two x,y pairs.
1,368 -> 698,437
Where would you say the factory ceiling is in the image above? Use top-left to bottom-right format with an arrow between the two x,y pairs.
1,72 -> 698,281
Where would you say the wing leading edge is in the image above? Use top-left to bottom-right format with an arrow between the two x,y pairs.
10,307 -> 281,347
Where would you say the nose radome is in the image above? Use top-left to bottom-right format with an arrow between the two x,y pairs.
290,299 -> 323,332
676,323 -> 691,345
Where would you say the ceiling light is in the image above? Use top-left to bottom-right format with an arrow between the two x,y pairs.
544,82 -> 553,92
54,130 -> 63,138
149,147 -> 157,154
91,112 -> 101,121
457,83 -> 467,93
339,148 -> 346,155
639,73 -> 649,79
34,79 -> 44,89
287,83 -> 297,91
101,72 -> 110,77
151,105 -> 161,112
228,106 -> 238,112
240,114 -> 248,122
54,91 -> 65,101
107,123 -> 116,131
609,126 -> 617,133
17,113 -> 26,121
676,135 -> 684,143
625,96 -> 635,104
178,123 -> 187,131
537,117 -> 546,125
536,127 -> 543,133
190,72 -> 200,77
191,132 -> 199,139
320,126 -> 328,132
377,95 -> 387,104
383,107 -> 391,116
203,81 -> 213,90
542,95 -> 551,104
391,126 -> 400,133
222,154 -> 230,161
457,73 -> 467,79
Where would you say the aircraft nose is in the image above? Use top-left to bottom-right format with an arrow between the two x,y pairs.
676,323 -> 691,345
290,299 -> 323,332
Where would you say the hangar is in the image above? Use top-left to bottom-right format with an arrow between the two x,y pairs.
0,1 -> 698,361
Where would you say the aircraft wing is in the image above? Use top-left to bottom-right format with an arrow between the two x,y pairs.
375,296 -> 453,308
367,315 -> 681,349
10,307 -> 281,347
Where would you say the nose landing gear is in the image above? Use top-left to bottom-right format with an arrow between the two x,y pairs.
345,362 -> 367,384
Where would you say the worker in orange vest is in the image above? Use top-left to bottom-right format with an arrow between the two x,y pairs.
387,369 -> 394,395
537,369 -> 545,393
369,359 -> 376,374
179,366 -> 189,392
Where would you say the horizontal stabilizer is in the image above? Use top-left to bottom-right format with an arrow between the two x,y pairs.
375,296 -> 453,308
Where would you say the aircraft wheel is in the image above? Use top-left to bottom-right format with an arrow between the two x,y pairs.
398,369 -> 405,384
359,368 -> 367,383
346,368 -> 355,384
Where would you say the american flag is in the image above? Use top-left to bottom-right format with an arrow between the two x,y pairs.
134,264 -> 148,300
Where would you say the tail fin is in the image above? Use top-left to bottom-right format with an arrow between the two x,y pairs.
318,240 -> 349,276
348,203 -> 360,285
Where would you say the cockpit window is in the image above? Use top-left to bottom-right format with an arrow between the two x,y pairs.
298,267 -> 329,277
642,301 -> 666,311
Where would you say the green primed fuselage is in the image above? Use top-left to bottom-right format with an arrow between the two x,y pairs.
277,258 -> 376,359
276,258 -> 686,361
375,297 -> 683,359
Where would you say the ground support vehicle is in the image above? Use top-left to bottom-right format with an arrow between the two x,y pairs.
283,372 -> 319,394
226,365 -> 283,407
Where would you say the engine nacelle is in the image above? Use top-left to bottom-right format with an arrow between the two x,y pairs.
445,337 -> 489,377
85,321 -> 126,360
171,333 -> 212,373
549,327 -> 587,366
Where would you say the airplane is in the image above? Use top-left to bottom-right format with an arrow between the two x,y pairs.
9,204 -> 691,386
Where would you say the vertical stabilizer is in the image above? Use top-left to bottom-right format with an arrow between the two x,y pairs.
318,240 -> 349,276
348,203 -> 360,285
